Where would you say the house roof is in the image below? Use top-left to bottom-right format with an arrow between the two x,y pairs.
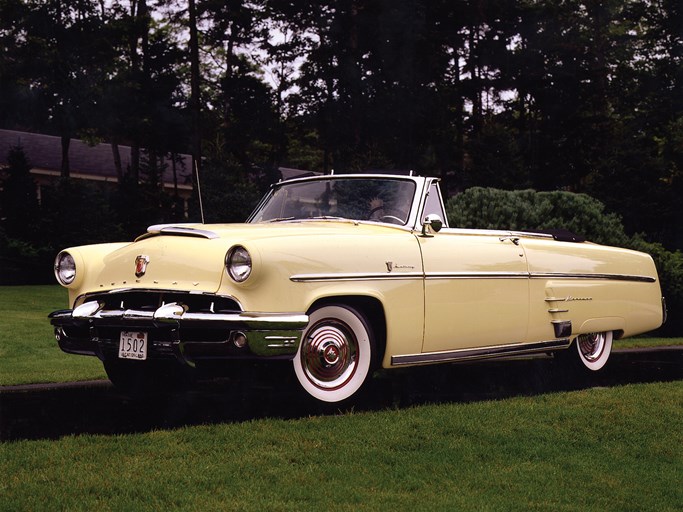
0,129 -> 193,187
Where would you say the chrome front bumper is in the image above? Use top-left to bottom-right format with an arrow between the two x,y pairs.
49,300 -> 309,362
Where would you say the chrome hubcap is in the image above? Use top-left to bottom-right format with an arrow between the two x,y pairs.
301,321 -> 358,390
578,333 -> 605,362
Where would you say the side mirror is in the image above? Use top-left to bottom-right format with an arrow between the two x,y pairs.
421,214 -> 443,236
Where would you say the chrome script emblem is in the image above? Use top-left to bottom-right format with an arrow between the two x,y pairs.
134,255 -> 150,278
386,261 -> 415,272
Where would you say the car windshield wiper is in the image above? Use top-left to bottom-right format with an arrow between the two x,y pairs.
306,215 -> 352,221
265,215 -> 354,223
265,217 -> 296,223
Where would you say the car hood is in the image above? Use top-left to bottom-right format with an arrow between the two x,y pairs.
71,220 -> 409,298
144,220 -> 406,240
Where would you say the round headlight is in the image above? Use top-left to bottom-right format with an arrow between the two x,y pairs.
55,251 -> 76,285
226,245 -> 252,282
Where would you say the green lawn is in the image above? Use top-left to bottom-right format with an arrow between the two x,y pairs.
616,336 -> 683,349
0,285 -> 106,385
2,286 -> 682,510
2,381 -> 682,511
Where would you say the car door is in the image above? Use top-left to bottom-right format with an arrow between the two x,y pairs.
418,230 -> 530,353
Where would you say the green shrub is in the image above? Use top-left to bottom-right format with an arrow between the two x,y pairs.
446,187 -> 629,246
628,236 -> 683,336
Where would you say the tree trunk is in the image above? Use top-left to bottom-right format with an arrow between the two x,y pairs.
130,143 -> 140,183
349,0 -> 362,149
60,135 -> 70,178
188,0 -> 201,178
111,139 -> 123,182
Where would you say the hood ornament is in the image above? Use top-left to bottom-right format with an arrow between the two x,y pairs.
135,255 -> 150,278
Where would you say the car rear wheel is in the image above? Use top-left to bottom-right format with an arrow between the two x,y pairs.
575,331 -> 613,371
553,331 -> 613,388
558,331 -> 613,373
293,304 -> 375,403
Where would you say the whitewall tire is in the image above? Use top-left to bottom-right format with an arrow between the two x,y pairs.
574,331 -> 613,371
293,304 -> 375,403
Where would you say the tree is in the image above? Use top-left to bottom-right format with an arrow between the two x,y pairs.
1,0 -> 682,262
586,0 -> 682,247
0,145 -> 39,241
6,0 -> 118,176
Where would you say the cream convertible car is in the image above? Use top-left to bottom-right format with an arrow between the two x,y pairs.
50,173 -> 666,403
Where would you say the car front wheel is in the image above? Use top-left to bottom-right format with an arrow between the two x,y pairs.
293,304 -> 375,403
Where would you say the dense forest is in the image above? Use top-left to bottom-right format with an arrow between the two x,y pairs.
0,0 -> 681,249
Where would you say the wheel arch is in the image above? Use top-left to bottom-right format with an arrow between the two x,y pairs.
578,317 -> 625,340
306,295 -> 387,366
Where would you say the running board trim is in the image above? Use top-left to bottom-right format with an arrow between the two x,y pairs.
391,338 -> 572,367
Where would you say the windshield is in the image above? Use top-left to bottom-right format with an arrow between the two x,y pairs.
249,177 -> 417,225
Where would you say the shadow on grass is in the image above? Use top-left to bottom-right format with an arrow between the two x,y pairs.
2,348 -> 682,441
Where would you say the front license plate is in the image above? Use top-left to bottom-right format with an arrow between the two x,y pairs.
119,331 -> 148,360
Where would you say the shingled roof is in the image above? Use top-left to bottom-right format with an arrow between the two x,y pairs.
0,129 -> 192,188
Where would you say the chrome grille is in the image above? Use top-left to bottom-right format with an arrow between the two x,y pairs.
78,290 -> 241,314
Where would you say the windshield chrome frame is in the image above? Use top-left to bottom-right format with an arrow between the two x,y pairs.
246,174 -> 432,230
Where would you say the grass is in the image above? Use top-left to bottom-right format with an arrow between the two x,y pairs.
0,285 -> 106,386
2,381 -> 682,511
0,285 -> 680,386
1,286 -> 682,510
616,336 -> 683,349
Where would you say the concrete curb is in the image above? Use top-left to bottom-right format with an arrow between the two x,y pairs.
0,379 -> 111,394
1,345 -> 681,395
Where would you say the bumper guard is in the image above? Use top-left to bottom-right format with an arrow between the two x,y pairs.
49,301 -> 309,362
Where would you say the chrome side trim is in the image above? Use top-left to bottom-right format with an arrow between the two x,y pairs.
530,272 -> 656,283
291,271 -> 656,284
391,338 -> 571,366
425,271 -> 528,280
291,272 -> 423,282
510,230 -> 554,240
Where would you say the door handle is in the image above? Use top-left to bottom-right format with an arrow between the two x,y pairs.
499,236 -> 520,245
